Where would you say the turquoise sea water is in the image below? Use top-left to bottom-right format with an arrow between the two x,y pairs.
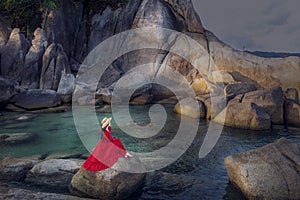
0,105 -> 300,199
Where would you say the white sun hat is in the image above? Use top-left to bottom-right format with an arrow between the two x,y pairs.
101,117 -> 112,129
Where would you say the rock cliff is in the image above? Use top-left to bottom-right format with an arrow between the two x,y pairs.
0,0 -> 299,128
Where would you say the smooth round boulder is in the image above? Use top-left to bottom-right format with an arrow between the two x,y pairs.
10,89 -> 61,110
69,155 -> 145,200
224,138 -> 300,199
174,97 -> 206,119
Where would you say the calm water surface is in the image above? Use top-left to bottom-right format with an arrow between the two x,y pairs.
0,105 -> 299,200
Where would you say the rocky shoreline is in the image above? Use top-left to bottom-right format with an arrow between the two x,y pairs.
175,85 -> 300,130
224,137 -> 300,199
1,137 -> 300,199
2,80 -> 299,131
0,184 -> 93,200
0,154 -> 145,200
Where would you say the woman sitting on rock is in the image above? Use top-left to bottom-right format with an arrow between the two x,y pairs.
83,117 -> 132,171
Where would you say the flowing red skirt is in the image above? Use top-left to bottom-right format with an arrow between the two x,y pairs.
82,136 -> 126,172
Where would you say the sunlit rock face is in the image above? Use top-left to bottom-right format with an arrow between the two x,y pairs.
89,0 -> 300,102
206,31 -> 300,94
104,0 -> 210,100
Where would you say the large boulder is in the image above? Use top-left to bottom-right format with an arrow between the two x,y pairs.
174,97 -> 206,119
89,0 -> 209,97
25,159 -> 80,189
0,157 -> 37,181
21,28 -> 47,89
57,72 -> 75,103
285,100 -> 300,127
224,138 -> 300,200
1,28 -> 30,80
214,102 -> 271,130
0,77 -> 17,106
40,43 -> 70,91
242,87 -> 284,124
10,89 -> 61,110
69,155 -> 145,200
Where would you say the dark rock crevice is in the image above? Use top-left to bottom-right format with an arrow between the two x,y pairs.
152,34 -> 180,81
204,30 -> 212,73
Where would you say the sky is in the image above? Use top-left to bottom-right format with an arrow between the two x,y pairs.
192,0 -> 300,53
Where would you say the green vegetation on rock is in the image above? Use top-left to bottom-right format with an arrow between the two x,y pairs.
0,0 -> 59,32
0,0 -> 128,34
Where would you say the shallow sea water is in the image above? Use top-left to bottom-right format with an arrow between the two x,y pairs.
0,104 -> 299,199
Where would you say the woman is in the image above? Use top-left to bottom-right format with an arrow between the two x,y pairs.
83,117 -> 132,171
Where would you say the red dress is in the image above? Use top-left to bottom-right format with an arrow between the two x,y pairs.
82,126 -> 127,171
